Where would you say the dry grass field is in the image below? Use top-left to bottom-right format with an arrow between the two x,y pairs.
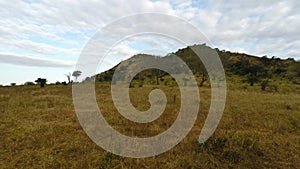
0,83 -> 299,168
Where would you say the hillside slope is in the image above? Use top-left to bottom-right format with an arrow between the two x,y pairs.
91,44 -> 300,88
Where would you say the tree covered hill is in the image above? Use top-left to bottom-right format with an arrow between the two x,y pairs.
92,44 -> 300,88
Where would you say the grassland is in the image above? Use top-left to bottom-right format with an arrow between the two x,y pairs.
0,82 -> 299,168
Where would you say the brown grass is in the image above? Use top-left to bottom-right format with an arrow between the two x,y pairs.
0,83 -> 299,168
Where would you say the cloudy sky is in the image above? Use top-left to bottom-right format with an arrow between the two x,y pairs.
1,0 -> 299,85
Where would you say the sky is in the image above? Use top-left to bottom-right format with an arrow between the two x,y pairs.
1,0 -> 300,85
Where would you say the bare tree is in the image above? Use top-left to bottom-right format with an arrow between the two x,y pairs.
65,72 -> 71,84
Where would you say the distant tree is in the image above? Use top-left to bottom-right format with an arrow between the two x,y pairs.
61,81 -> 68,86
153,69 -> 164,85
72,70 -> 82,82
55,81 -> 61,85
65,72 -> 71,84
97,71 -> 113,82
84,77 -> 90,82
35,78 -> 47,88
84,77 -> 95,83
246,74 -> 260,86
260,56 -> 270,66
287,58 -> 295,61
10,83 -> 16,86
24,81 -> 35,86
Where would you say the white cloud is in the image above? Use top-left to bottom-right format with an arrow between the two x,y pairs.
1,0 -> 299,59
0,53 -> 74,67
0,0 -> 300,84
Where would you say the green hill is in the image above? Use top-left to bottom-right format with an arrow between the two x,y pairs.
92,44 -> 300,90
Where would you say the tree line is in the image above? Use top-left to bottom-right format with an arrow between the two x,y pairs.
9,70 -> 82,88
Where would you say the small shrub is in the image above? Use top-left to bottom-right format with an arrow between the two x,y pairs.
224,149 -> 241,163
99,152 -> 119,169
24,81 -> 35,86
289,117 -> 299,130
285,104 -> 292,110
192,132 -> 264,165
261,80 -> 269,91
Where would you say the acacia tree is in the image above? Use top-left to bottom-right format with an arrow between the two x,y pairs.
72,70 -> 82,82
35,78 -> 47,88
